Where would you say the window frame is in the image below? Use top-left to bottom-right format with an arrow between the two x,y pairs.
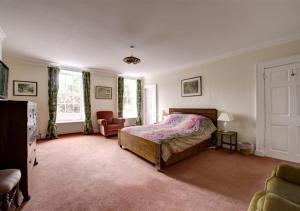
123,78 -> 138,119
56,69 -> 85,123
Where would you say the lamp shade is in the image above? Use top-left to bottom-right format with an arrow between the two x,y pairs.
162,110 -> 169,117
217,112 -> 234,122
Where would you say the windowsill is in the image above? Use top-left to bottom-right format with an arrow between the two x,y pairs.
56,120 -> 85,124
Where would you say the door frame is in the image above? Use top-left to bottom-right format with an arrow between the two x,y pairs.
256,54 -> 300,157
143,84 -> 157,125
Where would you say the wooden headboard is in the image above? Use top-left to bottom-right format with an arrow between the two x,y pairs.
169,108 -> 218,127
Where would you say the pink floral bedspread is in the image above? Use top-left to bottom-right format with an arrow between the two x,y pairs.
121,114 -> 216,161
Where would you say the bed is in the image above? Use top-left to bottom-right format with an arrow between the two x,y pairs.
118,108 -> 218,170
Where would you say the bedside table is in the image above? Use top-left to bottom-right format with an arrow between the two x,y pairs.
217,131 -> 237,153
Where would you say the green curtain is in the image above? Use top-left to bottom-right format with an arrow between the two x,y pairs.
118,77 -> 124,118
136,79 -> 142,125
46,66 -> 60,139
82,71 -> 94,135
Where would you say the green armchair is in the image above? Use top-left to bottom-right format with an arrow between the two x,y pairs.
248,163 -> 300,211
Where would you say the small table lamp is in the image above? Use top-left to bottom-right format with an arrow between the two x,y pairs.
218,112 -> 234,132
161,110 -> 169,120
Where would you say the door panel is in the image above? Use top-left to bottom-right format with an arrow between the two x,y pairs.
271,87 -> 289,114
271,69 -> 289,82
270,125 -> 288,152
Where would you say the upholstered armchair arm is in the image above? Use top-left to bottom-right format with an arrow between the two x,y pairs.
97,119 -> 107,126
112,118 -> 125,125
274,163 -> 300,185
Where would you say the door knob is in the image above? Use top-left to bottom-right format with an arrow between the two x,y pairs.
291,70 -> 295,77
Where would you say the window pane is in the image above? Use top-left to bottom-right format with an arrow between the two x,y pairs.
66,104 -> 73,113
72,77 -> 81,93
66,84 -> 73,93
74,104 -> 80,113
66,75 -> 73,85
74,96 -> 81,104
59,74 -> 66,90
66,96 -> 73,104
58,95 -> 65,104
58,104 -> 65,113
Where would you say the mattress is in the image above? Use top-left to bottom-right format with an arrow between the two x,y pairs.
121,113 -> 216,161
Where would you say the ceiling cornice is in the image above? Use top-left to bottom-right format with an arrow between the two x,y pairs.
4,55 -> 50,67
89,68 -> 120,77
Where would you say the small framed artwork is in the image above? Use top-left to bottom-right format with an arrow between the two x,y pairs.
95,86 -> 112,99
13,80 -> 38,96
181,76 -> 202,97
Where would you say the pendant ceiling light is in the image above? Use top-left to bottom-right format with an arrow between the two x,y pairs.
123,45 -> 141,64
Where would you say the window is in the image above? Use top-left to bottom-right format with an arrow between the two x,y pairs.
56,70 -> 84,122
123,78 -> 137,118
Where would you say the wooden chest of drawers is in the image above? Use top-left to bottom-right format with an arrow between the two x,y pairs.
0,101 -> 38,201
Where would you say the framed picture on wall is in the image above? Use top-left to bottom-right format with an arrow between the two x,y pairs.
95,86 -> 112,99
13,80 -> 38,96
181,76 -> 202,97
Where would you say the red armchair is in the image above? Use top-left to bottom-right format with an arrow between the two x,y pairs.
96,111 -> 125,137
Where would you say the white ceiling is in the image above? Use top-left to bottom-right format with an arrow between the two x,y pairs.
0,0 -> 300,77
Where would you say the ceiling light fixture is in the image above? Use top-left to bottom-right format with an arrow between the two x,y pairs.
123,45 -> 141,64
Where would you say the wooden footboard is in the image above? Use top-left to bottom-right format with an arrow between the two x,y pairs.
164,138 -> 211,166
118,130 -> 162,170
118,130 -> 212,170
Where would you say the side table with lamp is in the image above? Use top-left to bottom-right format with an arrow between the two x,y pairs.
217,112 -> 238,153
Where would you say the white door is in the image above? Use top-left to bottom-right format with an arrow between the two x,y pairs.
143,84 -> 157,125
265,62 -> 300,162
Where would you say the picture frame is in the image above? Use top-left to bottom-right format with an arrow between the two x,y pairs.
181,76 -> 202,97
13,80 -> 38,96
95,86 -> 112,99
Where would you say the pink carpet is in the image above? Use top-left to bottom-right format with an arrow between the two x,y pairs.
21,135 -> 290,211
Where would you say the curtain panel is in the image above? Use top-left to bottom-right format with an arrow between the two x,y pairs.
136,79 -> 143,125
46,66 -> 60,139
118,77 -> 124,118
82,71 -> 94,134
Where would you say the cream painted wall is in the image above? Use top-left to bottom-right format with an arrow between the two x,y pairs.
0,40 -> 2,59
5,60 -> 117,137
144,39 -> 300,145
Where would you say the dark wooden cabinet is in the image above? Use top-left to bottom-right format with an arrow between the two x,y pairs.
0,100 -> 37,201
